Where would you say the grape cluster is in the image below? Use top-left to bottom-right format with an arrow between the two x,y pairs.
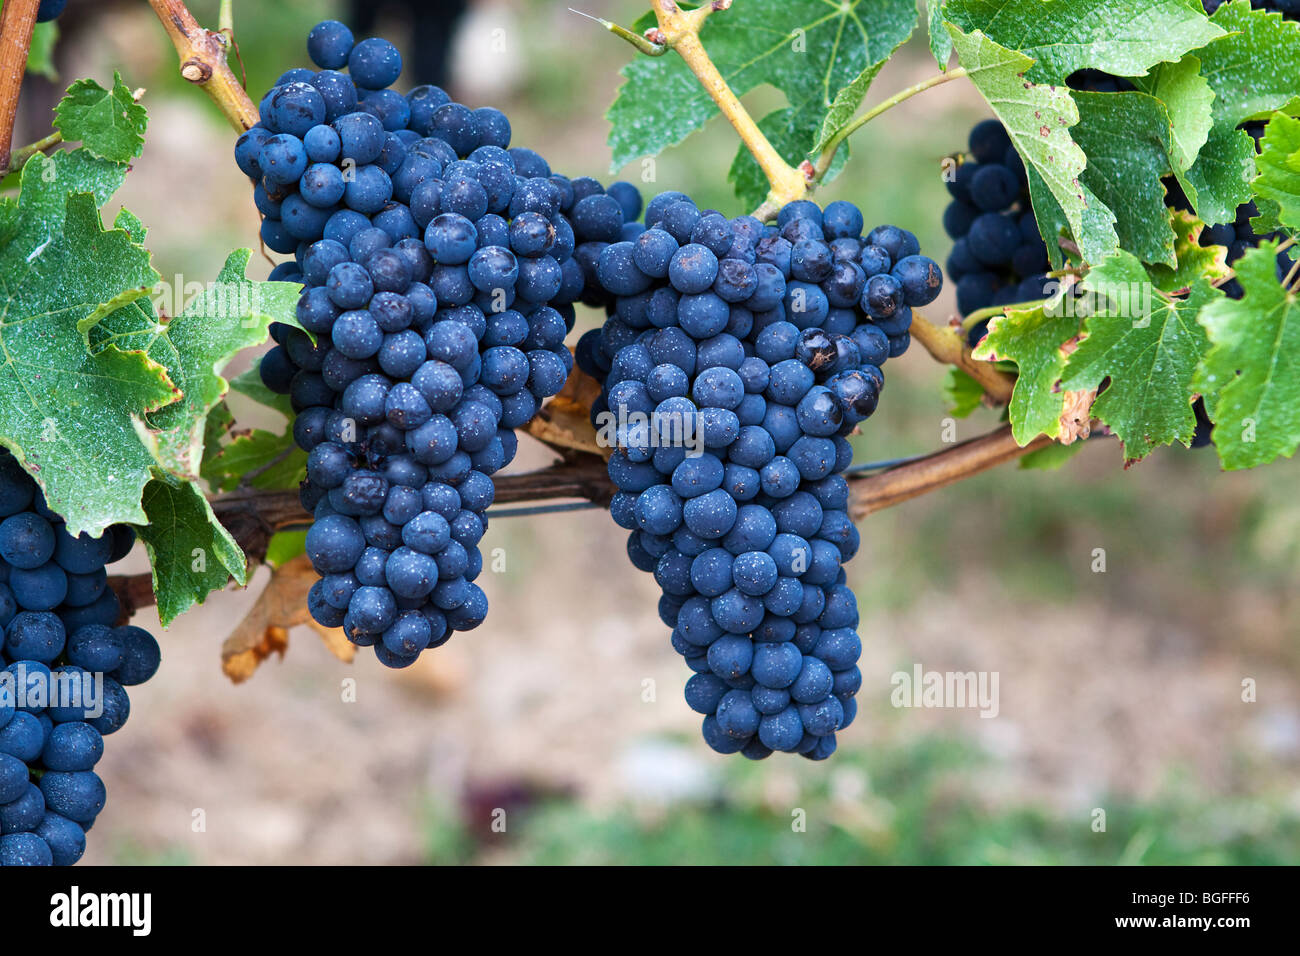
941,119 -> 1052,345
578,195 -> 942,758
236,21 -> 615,667
0,451 -> 153,866
36,0 -> 67,23
575,193 -> 924,417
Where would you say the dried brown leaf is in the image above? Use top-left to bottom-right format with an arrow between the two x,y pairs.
525,358 -> 609,458
1058,389 -> 1097,444
221,554 -> 347,682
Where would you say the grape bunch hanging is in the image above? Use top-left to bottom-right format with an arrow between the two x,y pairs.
0,451 -> 156,867
237,20 -> 620,667
573,196 -> 943,759
235,19 -> 943,760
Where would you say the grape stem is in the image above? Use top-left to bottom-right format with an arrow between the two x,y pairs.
7,129 -> 62,172
811,68 -> 968,184
146,0 -> 258,131
0,0 -> 39,176
1284,255 -> 1300,291
644,0 -> 807,214
105,424 -> 1047,612
568,9 -> 666,56
910,313 -> 1016,405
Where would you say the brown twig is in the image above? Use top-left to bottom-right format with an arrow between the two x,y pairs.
910,312 -> 1016,405
107,426 -> 1051,610
849,426 -> 1051,519
146,0 -> 258,131
645,0 -> 806,214
0,0 -> 39,176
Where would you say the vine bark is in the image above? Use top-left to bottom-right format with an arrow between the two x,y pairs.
146,0 -> 258,131
0,0 -> 39,175
107,425 -> 1051,612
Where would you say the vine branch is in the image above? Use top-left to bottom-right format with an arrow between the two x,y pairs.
107,426 -> 1053,612
910,313 -> 1016,405
849,426 -> 1051,519
146,0 -> 258,131
568,8 -> 665,56
0,0 -> 38,176
643,0 -> 806,214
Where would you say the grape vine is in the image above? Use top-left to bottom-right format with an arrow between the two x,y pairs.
0,0 -> 1296,861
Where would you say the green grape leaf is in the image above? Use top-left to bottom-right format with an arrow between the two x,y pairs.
1199,1 -> 1300,129
1145,209 -> 1231,292
201,427 -> 306,494
265,530 -> 308,568
27,21 -> 58,80
810,12 -> 917,157
1184,0 -> 1300,223
1129,54 -> 1214,173
729,108 -> 846,210
927,0 -> 953,69
1252,112 -> 1300,234
0,150 -> 175,537
53,73 -> 147,163
203,401 -> 235,458
136,477 -> 247,626
143,250 -> 302,479
972,296 -> 1083,444
1181,125 -> 1256,225
1195,240 -> 1300,470
607,0 -> 918,169
1070,91 -> 1179,266
1251,194 -> 1285,238
1059,251 -> 1218,460
943,0 -> 1225,84
944,367 -> 985,418
1024,165 -> 1112,269
948,26 -> 1113,265
1019,440 -> 1085,470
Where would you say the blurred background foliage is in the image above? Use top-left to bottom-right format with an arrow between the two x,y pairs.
13,0 -> 1299,865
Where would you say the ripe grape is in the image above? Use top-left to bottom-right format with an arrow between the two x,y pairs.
238,20 -> 626,667
0,449 -> 152,867
577,195 -> 941,759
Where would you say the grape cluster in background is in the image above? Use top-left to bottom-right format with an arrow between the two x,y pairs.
939,118 -> 1051,344
574,194 -> 943,759
35,0 -> 68,23
237,20 -> 625,667
946,0 -> 1300,448
0,451 -> 156,866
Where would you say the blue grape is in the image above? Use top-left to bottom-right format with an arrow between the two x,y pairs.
348,37 -> 403,89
